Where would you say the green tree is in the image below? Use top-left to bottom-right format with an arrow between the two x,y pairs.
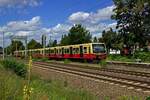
52,40 -> 57,47
60,34 -> 69,45
102,28 -> 119,50
28,39 -> 42,49
93,37 -> 98,42
10,40 -> 25,54
112,0 -> 150,47
47,36 -> 53,47
0,46 -> 3,54
5,46 -> 11,55
61,24 -> 92,45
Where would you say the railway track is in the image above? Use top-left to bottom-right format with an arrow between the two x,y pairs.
36,61 -> 150,78
33,61 -> 150,92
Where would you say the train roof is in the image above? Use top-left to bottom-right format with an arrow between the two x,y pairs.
15,42 -> 105,52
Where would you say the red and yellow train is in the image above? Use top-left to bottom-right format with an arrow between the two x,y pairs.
14,43 -> 107,60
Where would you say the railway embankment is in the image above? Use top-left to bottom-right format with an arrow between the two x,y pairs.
39,60 -> 150,73
31,61 -> 150,99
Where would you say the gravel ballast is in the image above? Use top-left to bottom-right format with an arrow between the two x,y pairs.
31,65 -> 150,100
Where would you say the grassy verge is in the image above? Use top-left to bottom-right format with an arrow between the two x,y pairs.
107,55 -> 135,62
107,52 -> 150,63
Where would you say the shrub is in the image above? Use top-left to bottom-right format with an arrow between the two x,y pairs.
1,59 -> 27,78
108,54 -> 135,62
133,52 -> 150,62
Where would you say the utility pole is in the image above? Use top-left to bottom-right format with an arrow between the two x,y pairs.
42,34 -> 46,56
16,42 -> 17,58
2,31 -> 5,60
25,36 -> 27,59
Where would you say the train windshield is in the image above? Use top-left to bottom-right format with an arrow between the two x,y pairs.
92,44 -> 106,53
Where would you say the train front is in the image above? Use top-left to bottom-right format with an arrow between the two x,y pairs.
92,43 -> 107,60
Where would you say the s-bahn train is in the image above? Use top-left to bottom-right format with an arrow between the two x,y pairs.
14,43 -> 107,60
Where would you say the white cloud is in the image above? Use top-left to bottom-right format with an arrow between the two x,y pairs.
6,16 -> 41,32
49,24 -> 71,34
86,24 -> 107,33
0,5 -> 117,46
91,5 -> 115,23
68,5 -> 116,37
107,22 -> 117,30
0,16 -> 51,38
0,17 -> 72,45
85,22 -> 116,37
69,5 -> 115,24
0,0 -> 41,8
69,12 -> 90,24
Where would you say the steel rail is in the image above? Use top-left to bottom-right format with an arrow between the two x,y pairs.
33,62 -> 150,92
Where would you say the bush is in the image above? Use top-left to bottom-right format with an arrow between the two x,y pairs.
1,59 -> 27,78
107,54 -> 135,62
134,52 -> 150,62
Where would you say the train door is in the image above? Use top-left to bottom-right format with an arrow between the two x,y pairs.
80,46 -> 83,57
70,47 -> 73,57
62,48 -> 64,57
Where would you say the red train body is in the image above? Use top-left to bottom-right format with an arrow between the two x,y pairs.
14,43 -> 107,60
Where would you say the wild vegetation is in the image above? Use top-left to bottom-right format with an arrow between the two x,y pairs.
0,59 -> 98,100
108,52 -> 150,63
1,58 -> 27,78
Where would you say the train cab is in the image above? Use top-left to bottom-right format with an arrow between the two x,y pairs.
91,43 -> 107,60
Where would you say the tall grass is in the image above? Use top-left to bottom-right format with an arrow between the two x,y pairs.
1,58 -> 27,78
0,64 -> 98,100
99,60 -> 107,68
0,68 -> 24,100
108,52 -> 150,63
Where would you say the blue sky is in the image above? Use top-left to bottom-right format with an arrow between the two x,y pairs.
0,0 -> 116,46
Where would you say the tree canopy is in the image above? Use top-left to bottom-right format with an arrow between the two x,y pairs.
60,24 -> 92,45
28,39 -> 42,49
101,28 -> 122,50
112,0 -> 150,47
6,40 -> 25,54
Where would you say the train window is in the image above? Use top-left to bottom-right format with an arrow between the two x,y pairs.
64,49 -> 66,54
50,49 -> 54,53
46,49 -> 49,53
73,48 -> 76,54
59,49 -> 62,54
37,50 -> 40,54
75,48 -> 79,54
67,49 -> 69,54
84,47 -> 87,53
65,49 -> 67,54
64,48 -> 69,54
92,44 -> 106,53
